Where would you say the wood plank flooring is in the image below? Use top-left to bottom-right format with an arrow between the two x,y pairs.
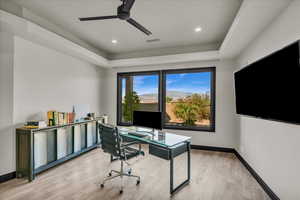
0,146 -> 270,200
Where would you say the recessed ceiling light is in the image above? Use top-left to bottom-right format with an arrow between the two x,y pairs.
112,39 -> 118,44
195,27 -> 202,33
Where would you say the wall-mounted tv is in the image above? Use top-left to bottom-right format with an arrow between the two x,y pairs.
234,41 -> 300,125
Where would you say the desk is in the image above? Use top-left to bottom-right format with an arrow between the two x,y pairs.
118,127 -> 191,195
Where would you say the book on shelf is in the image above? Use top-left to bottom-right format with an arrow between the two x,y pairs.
68,112 -> 75,123
58,112 -> 64,125
47,111 -> 58,126
25,121 -> 47,129
47,111 -> 76,126
64,112 -> 68,125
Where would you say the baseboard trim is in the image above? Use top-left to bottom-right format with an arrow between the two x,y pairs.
233,150 -> 280,200
191,145 -> 279,200
191,145 -> 235,153
0,172 -> 16,184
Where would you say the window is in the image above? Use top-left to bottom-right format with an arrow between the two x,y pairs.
117,72 -> 160,125
163,68 -> 215,131
117,67 -> 215,132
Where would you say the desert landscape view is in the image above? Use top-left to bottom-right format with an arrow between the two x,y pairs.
122,91 -> 211,127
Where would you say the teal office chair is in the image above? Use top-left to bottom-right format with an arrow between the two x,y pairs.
98,123 -> 143,194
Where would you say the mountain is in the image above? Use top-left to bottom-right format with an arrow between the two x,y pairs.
138,91 -> 193,103
165,91 -> 193,99
138,93 -> 158,103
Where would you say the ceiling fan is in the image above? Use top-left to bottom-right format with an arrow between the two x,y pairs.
79,0 -> 152,36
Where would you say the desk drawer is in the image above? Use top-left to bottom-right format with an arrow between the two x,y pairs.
149,145 -> 170,160
149,143 -> 188,160
172,143 -> 188,157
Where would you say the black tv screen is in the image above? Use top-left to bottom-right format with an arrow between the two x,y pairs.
234,41 -> 300,124
133,111 -> 162,130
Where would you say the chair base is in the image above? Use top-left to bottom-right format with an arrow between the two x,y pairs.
100,160 -> 140,193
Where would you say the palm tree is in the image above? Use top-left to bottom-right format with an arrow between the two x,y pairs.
123,91 -> 140,122
189,93 -> 210,120
166,96 -> 173,103
174,99 -> 198,125
173,93 -> 211,125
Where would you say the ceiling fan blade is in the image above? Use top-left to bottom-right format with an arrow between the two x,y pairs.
127,18 -> 152,35
122,0 -> 135,12
79,15 -> 118,21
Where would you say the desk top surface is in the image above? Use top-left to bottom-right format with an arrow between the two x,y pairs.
118,126 -> 191,148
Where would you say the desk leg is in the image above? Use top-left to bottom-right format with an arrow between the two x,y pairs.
169,141 -> 191,195
187,141 -> 191,181
170,150 -> 174,194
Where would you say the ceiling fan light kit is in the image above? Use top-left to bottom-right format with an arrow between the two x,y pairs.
79,0 -> 152,36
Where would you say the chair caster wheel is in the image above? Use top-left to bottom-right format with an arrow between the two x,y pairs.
136,180 -> 140,185
120,190 -> 123,194
100,184 -> 104,188
108,172 -> 112,177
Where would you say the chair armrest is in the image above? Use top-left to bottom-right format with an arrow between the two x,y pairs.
121,141 -> 140,148
122,146 -> 145,160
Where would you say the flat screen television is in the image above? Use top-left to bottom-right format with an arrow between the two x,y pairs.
234,41 -> 300,125
133,111 -> 163,130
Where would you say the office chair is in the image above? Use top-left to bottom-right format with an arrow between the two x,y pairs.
98,123 -> 143,194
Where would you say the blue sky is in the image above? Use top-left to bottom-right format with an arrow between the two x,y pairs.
130,72 -> 211,95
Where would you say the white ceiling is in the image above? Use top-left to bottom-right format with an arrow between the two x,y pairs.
220,0 -> 292,59
11,0 -> 242,58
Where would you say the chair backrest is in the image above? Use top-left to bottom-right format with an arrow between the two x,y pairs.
98,123 -> 121,157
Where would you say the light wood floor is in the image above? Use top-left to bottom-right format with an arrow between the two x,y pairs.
0,146 -> 270,200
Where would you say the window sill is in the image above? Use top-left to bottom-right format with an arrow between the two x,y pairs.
163,125 -> 215,133
117,123 -> 215,133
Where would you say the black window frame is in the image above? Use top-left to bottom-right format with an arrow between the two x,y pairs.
117,70 -> 162,126
117,67 -> 216,132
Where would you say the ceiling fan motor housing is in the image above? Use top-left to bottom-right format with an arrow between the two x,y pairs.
118,5 -> 130,20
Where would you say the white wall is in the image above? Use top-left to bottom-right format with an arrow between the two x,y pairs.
0,35 -> 105,176
0,31 -> 15,176
13,36 -> 104,123
237,1 -> 300,199
103,60 -> 238,148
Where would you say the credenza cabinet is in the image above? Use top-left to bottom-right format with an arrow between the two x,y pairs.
16,120 -> 99,181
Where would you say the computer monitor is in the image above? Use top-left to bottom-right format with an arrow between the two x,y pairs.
133,111 -> 162,130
